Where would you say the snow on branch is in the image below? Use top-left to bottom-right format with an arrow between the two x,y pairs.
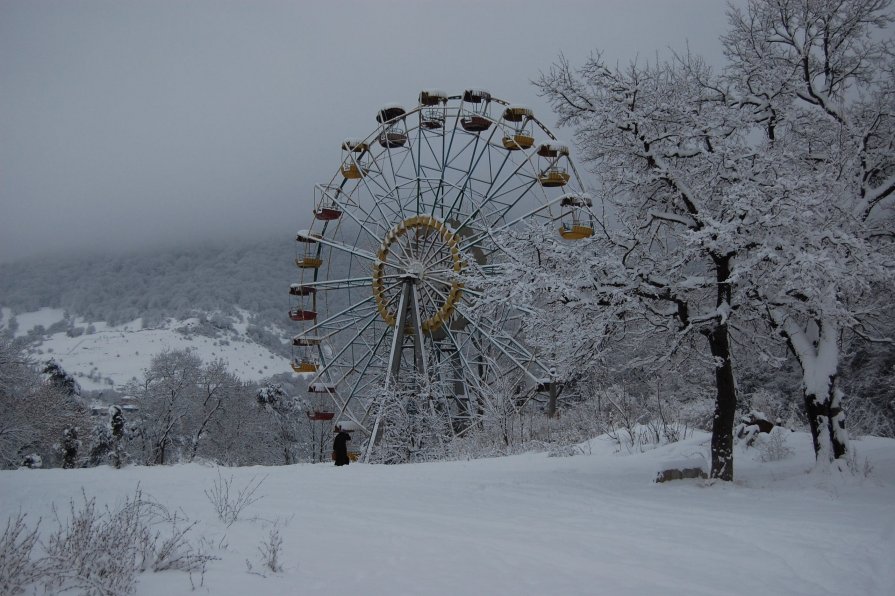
647,209 -> 698,229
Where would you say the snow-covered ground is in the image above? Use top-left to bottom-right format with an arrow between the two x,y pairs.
2,432 -> 893,596
1,307 -> 291,390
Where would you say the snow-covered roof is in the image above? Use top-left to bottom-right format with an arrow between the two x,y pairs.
463,89 -> 492,103
292,335 -> 321,346
503,105 -> 533,121
537,142 -> 570,157
341,138 -> 368,151
335,420 -> 361,433
419,88 -> 446,98
559,192 -> 593,207
309,382 -> 336,393
377,104 -> 407,123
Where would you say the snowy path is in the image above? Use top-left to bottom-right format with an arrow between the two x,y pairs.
1,433 -> 893,596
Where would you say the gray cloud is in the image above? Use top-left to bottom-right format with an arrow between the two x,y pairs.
0,0 -> 732,262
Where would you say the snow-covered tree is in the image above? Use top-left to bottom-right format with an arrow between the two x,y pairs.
0,339 -> 88,468
126,349 -> 204,465
722,0 -> 895,465
531,51 -> 764,481
256,382 -> 304,465
87,405 -> 128,468
59,426 -> 80,469
184,359 -> 240,462
43,359 -> 81,398
369,375 -> 453,464
524,0 -> 894,476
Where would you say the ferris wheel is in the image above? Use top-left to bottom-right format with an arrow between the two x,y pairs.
288,89 -> 593,454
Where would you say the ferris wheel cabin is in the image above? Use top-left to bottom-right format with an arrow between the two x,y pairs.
314,186 -> 343,221
377,104 -> 408,148
295,230 -> 323,268
288,306 -> 317,322
501,106 -> 535,150
289,284 -> 316,297
537,142 -> 571,187
291,359 -> 319,374
340,138 -> 369,179
460,89 -> 493,132
419,89 -> 447,129
558,192 -> 595,240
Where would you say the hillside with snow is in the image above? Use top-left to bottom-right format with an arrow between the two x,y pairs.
2,431 -> 893,596
0,239 -> 302,389
0,307 -> 291,391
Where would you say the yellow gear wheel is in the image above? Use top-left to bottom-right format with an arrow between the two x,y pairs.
371,215 -> 464,333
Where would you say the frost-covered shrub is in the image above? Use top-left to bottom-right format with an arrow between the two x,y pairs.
41,489 -> 215,594
204,471 -> 266,527
59,427 -> 80,469
20,454 -> 41,469
0,514 -> 42,595
257,525 -> 284,574
758,428 -> 794,462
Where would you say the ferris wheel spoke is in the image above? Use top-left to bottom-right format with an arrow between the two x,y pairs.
315,305 -> 381,334
299,275 -> 398,291
416,138 -> 446,208
297,282 -> 399,338
442,137 -> 488,221
353,166 -> 404,231
417,243 -> 466,272
427,123 -> 474,215
313,234 -> 380,263
336,324 -> 393,416
456,173 -> 541,235
310,308 -> 385,387
392,227 -> 423,264
458,194 -> 567,253
449,301 -> 548,384
328,191 -> 392,245
418,226 -> 451,264
430,324 -> 490,398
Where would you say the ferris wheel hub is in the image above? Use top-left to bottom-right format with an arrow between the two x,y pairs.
406,260 -> 426,279
371,215 -> 464,332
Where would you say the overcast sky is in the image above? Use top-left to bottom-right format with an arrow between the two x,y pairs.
0,0 -> 735,263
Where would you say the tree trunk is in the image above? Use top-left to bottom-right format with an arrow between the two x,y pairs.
804,379 -> 848,462
707,254 -> 737,481
707,322 -> 737,481
774,312 -> 849,465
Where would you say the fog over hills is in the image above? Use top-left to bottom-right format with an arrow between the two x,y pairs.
0,237 -> 293,332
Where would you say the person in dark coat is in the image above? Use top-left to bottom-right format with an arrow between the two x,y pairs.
333,430 -> 351,466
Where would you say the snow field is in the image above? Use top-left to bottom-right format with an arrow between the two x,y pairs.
2,432 -> 893,596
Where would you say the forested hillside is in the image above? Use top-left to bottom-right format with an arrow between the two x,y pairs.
0,238 -> 297,353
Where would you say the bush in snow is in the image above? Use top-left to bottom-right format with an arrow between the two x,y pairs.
59,427 -> 80,469
253,525 -> 284,575
204,471 -> 266,527
0,514 -> 42,595
41,489 -> 215,594
19,454 -> 41,469
88,406 -> 127,468
758,428 -> 794,463
43,360 -> 81,398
